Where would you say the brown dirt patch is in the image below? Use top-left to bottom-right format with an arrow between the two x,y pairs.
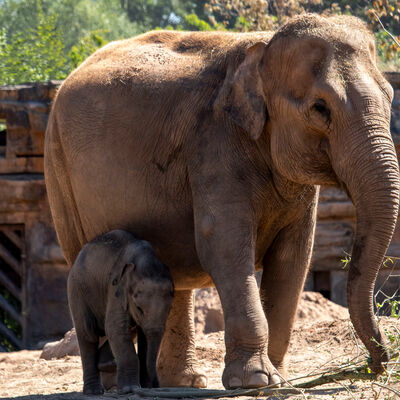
1,292 -> 399,399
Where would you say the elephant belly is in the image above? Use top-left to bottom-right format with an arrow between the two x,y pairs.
68,149 -> 212,290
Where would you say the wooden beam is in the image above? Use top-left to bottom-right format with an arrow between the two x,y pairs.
0,293 -> 21,324
0,242 -> 21,275
0,269 -> 21,300
0,320 -> 21,349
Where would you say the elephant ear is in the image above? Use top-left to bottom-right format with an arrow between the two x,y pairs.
112,263 -> 135,311
112,262 -> 135,286
222,42 -> 268,140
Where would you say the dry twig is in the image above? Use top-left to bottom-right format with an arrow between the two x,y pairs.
374,12 -> 400,48
123,367 -> 377,399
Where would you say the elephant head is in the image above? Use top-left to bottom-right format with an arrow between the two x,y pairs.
221,14 -> 399,372
112,261 -> 174,386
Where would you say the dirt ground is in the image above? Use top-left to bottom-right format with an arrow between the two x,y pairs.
1,292 -> 399,400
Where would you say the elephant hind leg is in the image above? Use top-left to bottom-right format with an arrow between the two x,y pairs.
98,339 -> 116,372
68,290 -> 103,394
44,114 -> 87,266
157,290 -> 207,388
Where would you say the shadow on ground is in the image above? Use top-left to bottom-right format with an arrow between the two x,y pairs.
2,386 -> 352,400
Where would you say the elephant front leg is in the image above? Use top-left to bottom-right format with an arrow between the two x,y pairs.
194,211 -> 280,389
260,197 -> 318,378
74,328 -> 103,395
157,290 -> 207,388
105,310 -> 140,394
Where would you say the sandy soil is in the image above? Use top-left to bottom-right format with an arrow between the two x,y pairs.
1,293 -> 399,400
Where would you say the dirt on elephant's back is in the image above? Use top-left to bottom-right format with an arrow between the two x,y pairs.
0,293 -> 398,400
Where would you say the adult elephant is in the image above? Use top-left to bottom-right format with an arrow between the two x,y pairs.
44,14 -> 399,389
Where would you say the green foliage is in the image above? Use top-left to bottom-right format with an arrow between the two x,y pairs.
120,0 -> 208,30
0,0 -> 399,85
68,31 -> 108,69
375,31 -> 400,71
165,13 -> 225,31
340,252 -> 351,269
0,0 -> 140,49
0,3 -> 68,84
0,287 -> 21,352
183,13 -> 214,30
377,295 -> 400,319
0,0 -> 140,85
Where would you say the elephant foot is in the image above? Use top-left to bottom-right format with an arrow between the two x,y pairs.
117,384 -> 140,395
158,362 -> 207,388
100,370 -> 117,390
270,358 -> 288,381
83,383 -> 104,395
222,351 -> 280,389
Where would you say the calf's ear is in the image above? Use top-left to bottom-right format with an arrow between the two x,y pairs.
113,263 -> 135,311
219,42 -> 268,140
112,263 -> 135,286
114,286 -> 129,312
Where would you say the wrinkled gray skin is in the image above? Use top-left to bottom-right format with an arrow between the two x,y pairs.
67,230 -> 174,395
46,14 -> 399,389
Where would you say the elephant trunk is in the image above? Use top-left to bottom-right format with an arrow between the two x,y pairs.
336,126 -> 399,372
144,331 -> 163,388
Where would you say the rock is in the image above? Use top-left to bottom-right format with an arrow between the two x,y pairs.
40,328 -> 79,360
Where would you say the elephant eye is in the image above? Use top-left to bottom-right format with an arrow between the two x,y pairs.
312,99 -> 331,124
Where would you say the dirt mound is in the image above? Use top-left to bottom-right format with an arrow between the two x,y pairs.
195,289 -> 349,334
297,291 -> 349,321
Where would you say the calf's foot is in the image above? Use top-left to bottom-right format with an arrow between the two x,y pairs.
83,383 -> 104,395
117,383 -> 140,395
100,370 -> 117,390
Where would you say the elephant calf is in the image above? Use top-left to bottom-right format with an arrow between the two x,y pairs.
67,229 -> 174,395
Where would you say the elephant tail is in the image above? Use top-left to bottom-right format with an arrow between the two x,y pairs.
44,110 -> 87,266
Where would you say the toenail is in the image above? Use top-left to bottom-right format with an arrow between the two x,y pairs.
270,374 -> 281,387
194,375 -> 207,388
229,376 -> 242,388
248,373 -> 269,388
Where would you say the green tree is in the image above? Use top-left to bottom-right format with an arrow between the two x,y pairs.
0,0 -> 141,85
0,2 -> 68,84
120,0 -> 209,30
0,0 -> 140,56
